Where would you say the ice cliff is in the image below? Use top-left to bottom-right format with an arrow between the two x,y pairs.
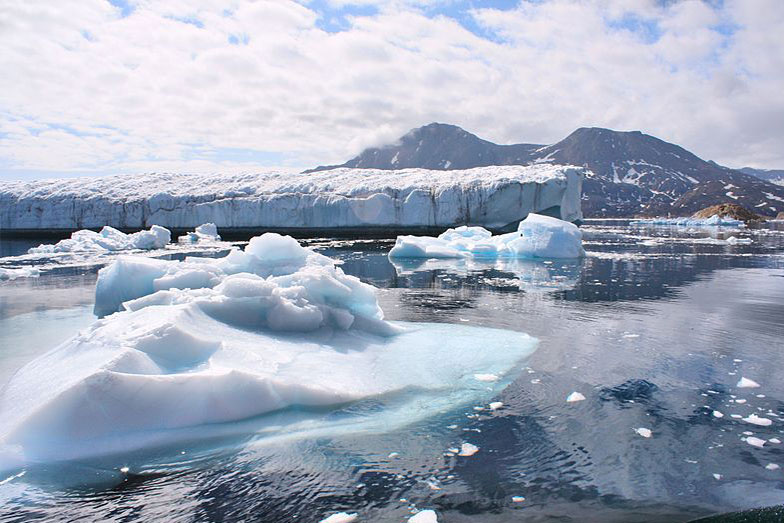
0,166 -> 583,231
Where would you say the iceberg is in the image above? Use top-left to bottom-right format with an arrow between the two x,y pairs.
0,233 -> 537,466
0,266 -> 40,281
0,165 -> 584,231
178,223 -> 221,243
631,215 -> 745,227
388,213 -> 586,260
28,225 -> 171,254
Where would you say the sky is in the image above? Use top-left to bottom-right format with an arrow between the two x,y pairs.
1,0 -> 783,180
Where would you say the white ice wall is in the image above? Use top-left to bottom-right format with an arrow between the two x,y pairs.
0,165 -> 584,230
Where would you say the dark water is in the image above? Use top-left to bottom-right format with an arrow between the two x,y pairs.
1,221 -> 784,522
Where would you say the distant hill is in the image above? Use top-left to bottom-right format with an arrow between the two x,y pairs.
739,167 -> 784,186
306,123 -> 784,218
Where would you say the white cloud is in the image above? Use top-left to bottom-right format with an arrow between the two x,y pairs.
0,0 -> 783,178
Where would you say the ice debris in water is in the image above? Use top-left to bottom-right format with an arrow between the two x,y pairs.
388,213 -> 585,260
178,223 -> 221,243
746,437 -> 766,448
512,496 -> 525,503
713,474 -> 723,480
770,438 -> 782,444
566,392 -> 586,403
28,225 -> 171,254
408,510 -> 438,523
737,377 -> 761,388
320,513 -> 358,523
631,215 -> 744,227
474,373 -> 499,382
635,428 -> 652,438
489,402 -> 503,410
0,233 -> 538,466
765,463 -> 780,471
713,411 -> 724,418
0,267 -> 40,281
743,414 -> 773,426
459,443 -> 480,456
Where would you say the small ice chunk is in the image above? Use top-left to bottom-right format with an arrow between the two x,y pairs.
712,411 -> 724,418
765,463 -> 780,470
769,438 -> 781,444
320,512 -> 358,523
408,510 -> 438,523
388,452 -> 399,458
489,402 -> 503,410
474,373 -> 499,382
743,414 -> 773,426
713,473 -> 723,480
737,377 -> 761,388
458,443 -> 480,456
566,392 -> 586,403
731,414 -> 742,419
120,466 -> 129,473
746,437 -> 766,448
622,334 -> 640,338
511,496 -> 525,502
735,399 -> 747,404
635,428 -> 652,438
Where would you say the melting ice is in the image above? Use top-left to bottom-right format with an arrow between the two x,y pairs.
0,233 -> 537,468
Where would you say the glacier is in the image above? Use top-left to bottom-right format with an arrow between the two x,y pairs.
0,233 -> 537,467
0,165 -> 584,231
388,213 -> 586,260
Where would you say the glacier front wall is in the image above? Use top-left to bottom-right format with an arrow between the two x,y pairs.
0,166 -> 583,231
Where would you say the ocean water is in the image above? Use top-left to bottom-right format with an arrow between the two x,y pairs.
1,221 -> 784,522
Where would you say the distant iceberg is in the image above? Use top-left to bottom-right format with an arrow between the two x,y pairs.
28,225 -> 171,254
178,223 -> 221,243
0,165 -> 584,231
0,233 -> 537,466
389,213 -> 586,260
631,215 -> 745,227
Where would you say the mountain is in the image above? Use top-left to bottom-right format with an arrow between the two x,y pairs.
307,124 -> 784,218
739,167 -> 784,186
304,123 -> 541,172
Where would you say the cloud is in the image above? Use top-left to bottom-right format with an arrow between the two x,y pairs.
0,0 -> 783,179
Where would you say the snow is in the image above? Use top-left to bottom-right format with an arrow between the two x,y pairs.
28,225 -> 171,254
737,377 -> 761,388
0,233 -> 538,466
566,392 -> 586,403
320,513 -> 358,523
178,223 -> 221,243
458,443 -> 479,456
388,214 -> 585,261
408,510 -> 438,523
632,215 -> 744,227
0,165 -> 584,230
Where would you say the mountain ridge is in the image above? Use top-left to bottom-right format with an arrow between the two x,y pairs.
306,123 -> 784,218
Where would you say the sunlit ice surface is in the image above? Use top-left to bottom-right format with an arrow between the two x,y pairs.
1,220 -> 784,522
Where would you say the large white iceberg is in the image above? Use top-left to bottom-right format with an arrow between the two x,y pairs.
0,165 -> 584,230
0,233 -> 537,467
389,213 -> 586,260
28,225 -> 171,254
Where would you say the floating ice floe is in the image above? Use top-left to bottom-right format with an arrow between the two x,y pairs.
458,443 -> 480,456
746,437 -> 766,448
566,392 -> 586,403
0,233 -> 538,467
408,510 -> 438,523
511,496 -> 525,503
388,214 -> 585,260
712,411 -> 724,418
28,225 -> 171,254
631,215 -> 745,227
635,428 -> 652,438
737,377 -> 761,388
743,414 -> 773,426
765,463 -> 780,471
178,223 -> 221,243
489,401 -> 503,410
0,267 -> 40,281
320,513 -> 358,523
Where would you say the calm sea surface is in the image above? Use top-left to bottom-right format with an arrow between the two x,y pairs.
1,220 -> 784,522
